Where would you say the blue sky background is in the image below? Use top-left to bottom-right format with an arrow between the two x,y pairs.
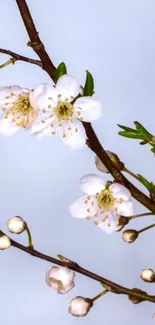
0,0 -> 155,324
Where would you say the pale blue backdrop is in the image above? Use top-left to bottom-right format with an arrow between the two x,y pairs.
0,0 -> 155,324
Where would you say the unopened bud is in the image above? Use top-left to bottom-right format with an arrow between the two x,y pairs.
68,296 -> 93,317
95,151 -> 124,173
115,216 -> 129,232
46,266 -> 75,294
0,233 -> 11,250
141,269 -> 155,283
128,288 -> 146,304
7,216 -> 27,234
122,229 -> 138,243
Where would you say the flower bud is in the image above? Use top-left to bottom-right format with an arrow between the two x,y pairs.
68,296 -> 93,317
122,229 -> 138,243
46,266 -> 75,294
0,233 -> 11,250
128,288 -> 146,304
141,269 -> 155,283
7,216 -> 27,234
115,216 -> 129,232
95,151 -> 124,173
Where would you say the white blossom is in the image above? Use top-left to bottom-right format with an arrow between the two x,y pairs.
29,74 -> 102,149
7,216 -> 27,234
0,86 -> 36,136
68,296 -> 93,317
46,266 -> 75,294
70,174 -> 134,233
0,234 -> 11,250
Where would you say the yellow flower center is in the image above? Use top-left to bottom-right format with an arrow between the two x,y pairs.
96,189 -> 115,211
3,93 -> 36,128
55,101 -> 74,121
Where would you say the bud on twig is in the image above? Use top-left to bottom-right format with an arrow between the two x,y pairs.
141,269 -> 155,283
68,296 -> 93,317
115,216 -> 129,232
0,232 -> 11,250
7,216 -> 27,234
122,229 -> 138,243
95,151 -> 124,173
46,266 -> 75,294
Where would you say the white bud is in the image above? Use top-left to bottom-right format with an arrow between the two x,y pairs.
7,216 -> 27,234
68,296 -> 93,317
141,269 -> 155,283
122,230 -> 138,243
95,151 -> 124,173
0,234 -> 11,250
46,266 -> 75,294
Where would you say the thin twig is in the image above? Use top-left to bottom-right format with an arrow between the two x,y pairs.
1,232 -> 153,304
0,48 -> 42,68
15,0 -> 56,79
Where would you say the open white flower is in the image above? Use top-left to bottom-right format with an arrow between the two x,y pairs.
69,296 -> 93,317
46,266 -> 75,294
0,86 -> 36,136
70,174 -> 134,233
29,74 -> 102,149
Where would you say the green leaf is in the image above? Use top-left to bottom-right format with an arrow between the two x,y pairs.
83,70 -> 94,96
118,131 -> 144,140
137,174 -> 153,191
151,147 -> 155,153
53,62 -> 67,83
117,124 -> 138,133
134,121 -> 151,141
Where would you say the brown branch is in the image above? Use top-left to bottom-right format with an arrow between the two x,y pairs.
0,48 -> 42,68
15,0 -> 56,79
1,231 -> 153,304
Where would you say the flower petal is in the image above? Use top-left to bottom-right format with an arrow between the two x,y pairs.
0,115 -> 18,136
58,119 -> 86,150
0,86 -> 29,105
80,174 -> 106,194
56,74 -> 80,100
69,195 -> 97,219
114,200 -> 134,216
97,210 -> 118,233
110,183 -> 131,200
30,84 -> 58,111
74,97 -> 102,122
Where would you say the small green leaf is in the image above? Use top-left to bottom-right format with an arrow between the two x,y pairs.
53,62 -> 67,83
117,124 -> 138,133
118,131 -> 144,140
134,121 -> 151,141
83,70 -> 94,96
137,174 -> 153,191
151,147 -> 155,153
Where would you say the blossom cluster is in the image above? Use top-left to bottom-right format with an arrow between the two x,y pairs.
0,73 -> 135,234
0,74 -> 102,149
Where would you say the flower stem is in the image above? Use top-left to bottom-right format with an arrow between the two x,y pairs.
138,223 -> 155,234
123,167 -> 139,181
26,227 -> 33,248
92,289 -> 109,302
0,59 -> 14,69
128,212 -> 154,221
